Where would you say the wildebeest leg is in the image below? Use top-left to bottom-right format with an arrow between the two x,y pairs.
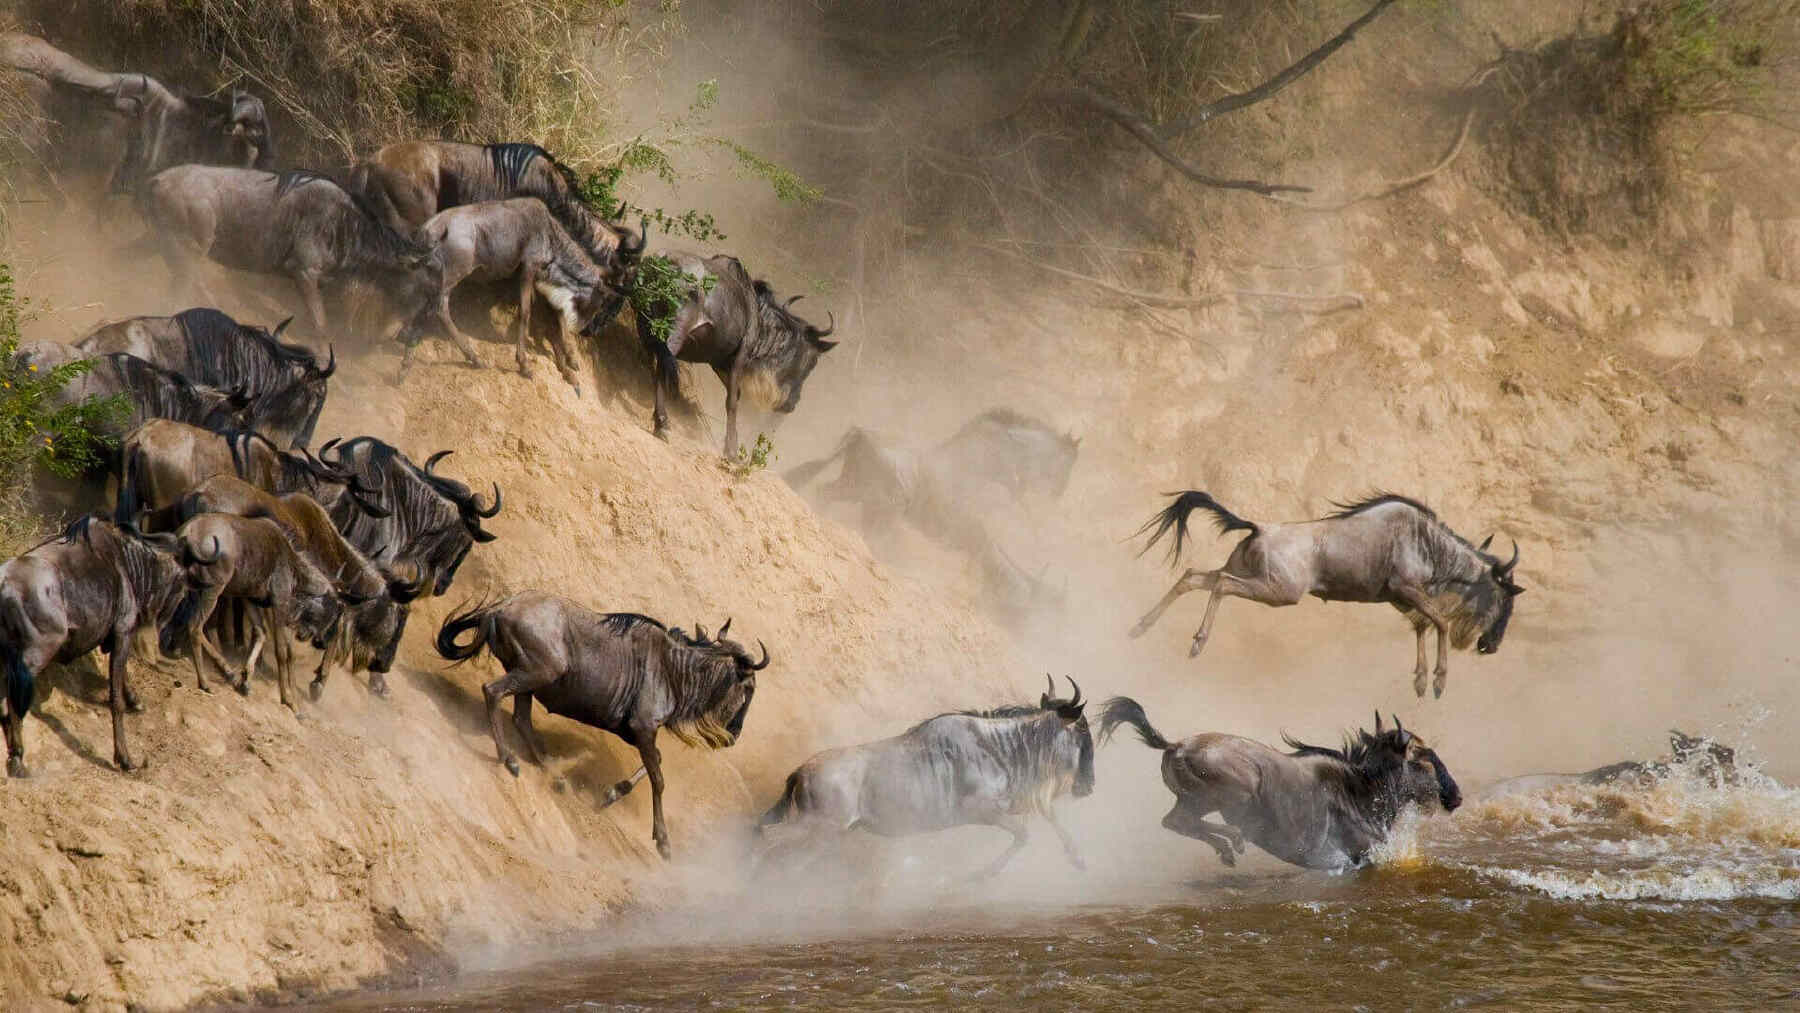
600,766 -> 648,807
632,726 -> 673,860
720,359 -> 744,459
481,667 -> 556,776
1039,801 -> 1086,872
1188,587 -> 1228,658
1393,587 -> 1452,698
970,811 -> 1030,880
241,621 -> 268,699
1129,568 -> 1215,638
108,627 -> 137,771
294,272 -> 330,336
1162,802 -> 1243,866
185,585 -> 229,693
426,283 -> 483,371
514,269 -> 537,379
512,693 -> 547,766
269,614 -> 297,711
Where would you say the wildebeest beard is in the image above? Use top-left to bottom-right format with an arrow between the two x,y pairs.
659,644 -> 755,750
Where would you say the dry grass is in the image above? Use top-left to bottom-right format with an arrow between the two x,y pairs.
12,0 -> 660,168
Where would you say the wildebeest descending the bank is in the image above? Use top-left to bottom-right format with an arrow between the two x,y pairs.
115,422 -> 387,531
436,594 -> 768,859
757,677 -> 1095,879
1483,730 -> 1746,798
633,252 -> 836,457
0,517 -> 191,776
1099,698 -> 1461,870
1,33 -> 273,197
162,475 -> 423,699
1129,493 -> 1524,698
139,167 -> 439,338
76,308 -> 333,448
412,198 -> 639,388
12,345 -> 254,453
318,438 -> 500,597
351,141 -> 644,268
786,409 -> 1078,622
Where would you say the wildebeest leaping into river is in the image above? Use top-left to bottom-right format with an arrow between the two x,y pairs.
436,593 -> 768,859
1129,492 -> 1524,698
1099,698 -> 1461,870
756,676 -> 1095,879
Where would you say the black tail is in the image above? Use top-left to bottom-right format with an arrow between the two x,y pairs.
114,444 -> 145,525
1134,490 -> 1257,566
161,586 -> 202,656
633,299 -> 681,403
1,640 -> 34,724
435,600 -> 495,664
756,770 -> 803,835
783,428 -> 865,489
1097,696 -> 1175,752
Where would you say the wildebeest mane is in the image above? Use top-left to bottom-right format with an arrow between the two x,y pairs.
1282,726 -> 1410,798
1325,492 -> 1438,521
276,169 -> 430,269
176,307 -> 318,369
600,612 -> 668,637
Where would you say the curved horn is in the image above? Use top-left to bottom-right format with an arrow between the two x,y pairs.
785,294 -> 804,310
350,487 -> 392,520
810,310 -> 836,339
1478,533 -> 1494,552
272,317 -> 294,340
1499,539 -> 1520,575
471,527 -> 498,544
424,449 -> 453,475
1045,673 -> 1056,699
318,436 -> 341,459
1065,676 -> 1082,708
748,639 -> 770,670
320,344 -> 337,379
1392,714 -> 1408,743
694,622 -> 708,642
1374,711 -> 1384,735
717,617 -> 731,641
337,587 -> 373,607
472,482 -> 502,518
387,567 -> 426,604
622,217 -> 649,258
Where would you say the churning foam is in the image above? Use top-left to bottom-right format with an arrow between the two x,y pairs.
1437,747 -> 1800,902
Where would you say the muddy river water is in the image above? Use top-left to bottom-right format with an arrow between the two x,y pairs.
304,762 -> 1800,1010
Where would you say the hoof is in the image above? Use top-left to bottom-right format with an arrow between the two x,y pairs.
1127,622 -> 1147,639
1433,683 -> 1445,700
503,756 -> 521,777
655,838 -> 672,861
1188,637 -> 1207,658
1412,675 -> 1428,699
234,680 -> 251,697
125,694 -> 143,714
309,679 -> 325,703
7,756 -> 28,779
114,754 -> 134,772
369,676 -> 390,698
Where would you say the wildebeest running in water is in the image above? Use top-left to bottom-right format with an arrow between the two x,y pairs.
1099,698 -> 1461,870
1129,492 -> 1524,697
436,594 -> 768,859
756,676 -> 1095,879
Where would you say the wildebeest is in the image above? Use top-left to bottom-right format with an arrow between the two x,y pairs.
1484,730 -> 1744,797
159,513 -> 345,708
351,141 -> 643,266
13,344 -> 252,443
319,438 -> 499,596
76,308 -> 333,448
436,594 -> 768,859
756,676 -> 1095,878
2,33 -> 272,195
162,475 -> 423,699
634,253 -> 837,457
1129,492 -> 1525,698
1099,698 -> 1462,870
0,517 -> 191,775
786,410 -> 1077,622
411,197 -> 636,389
138,166 -> 439,337
115,421 -> 387,531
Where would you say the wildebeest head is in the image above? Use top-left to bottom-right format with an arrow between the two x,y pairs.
678,617 -> 769,746
750,283 -> 837,414
1472,535 -> 1525,655
1367,713 -> 1462,813
229,90 -> 273,169
1038,674 -> 1095,797
351,563 -> 427,675
1668,729 -> 1739,787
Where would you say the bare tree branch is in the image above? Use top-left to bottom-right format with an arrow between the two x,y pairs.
1048,84 -> 1313,195
1161,0 -> 1401,136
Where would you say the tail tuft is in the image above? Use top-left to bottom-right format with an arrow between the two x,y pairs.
1133,490 -> 1256,566
435,599 -> 494,663
1097,695 -> 1175,752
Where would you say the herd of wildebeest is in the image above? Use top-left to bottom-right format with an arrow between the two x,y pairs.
0,33 -> 1734,878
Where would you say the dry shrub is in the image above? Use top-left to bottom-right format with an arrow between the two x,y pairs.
1481,1 -> 1797,242
12,0 -> 643,167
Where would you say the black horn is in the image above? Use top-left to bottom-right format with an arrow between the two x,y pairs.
272,316 -> 294,340
319,344 -> 337,379
1374,710 -> 1383,735
748,639 -> 770,670
472,482 -> 502,518
717,617 -> 732,640
424,449 -> 453,475
809,310 -> 837,342
1065,676 -> 1082,708
1499,539 -> 1520,575
785,294 -> 804,310
1478,533 -> 1494,552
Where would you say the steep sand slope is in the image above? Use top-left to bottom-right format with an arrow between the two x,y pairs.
0,343 -> 1024,1010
